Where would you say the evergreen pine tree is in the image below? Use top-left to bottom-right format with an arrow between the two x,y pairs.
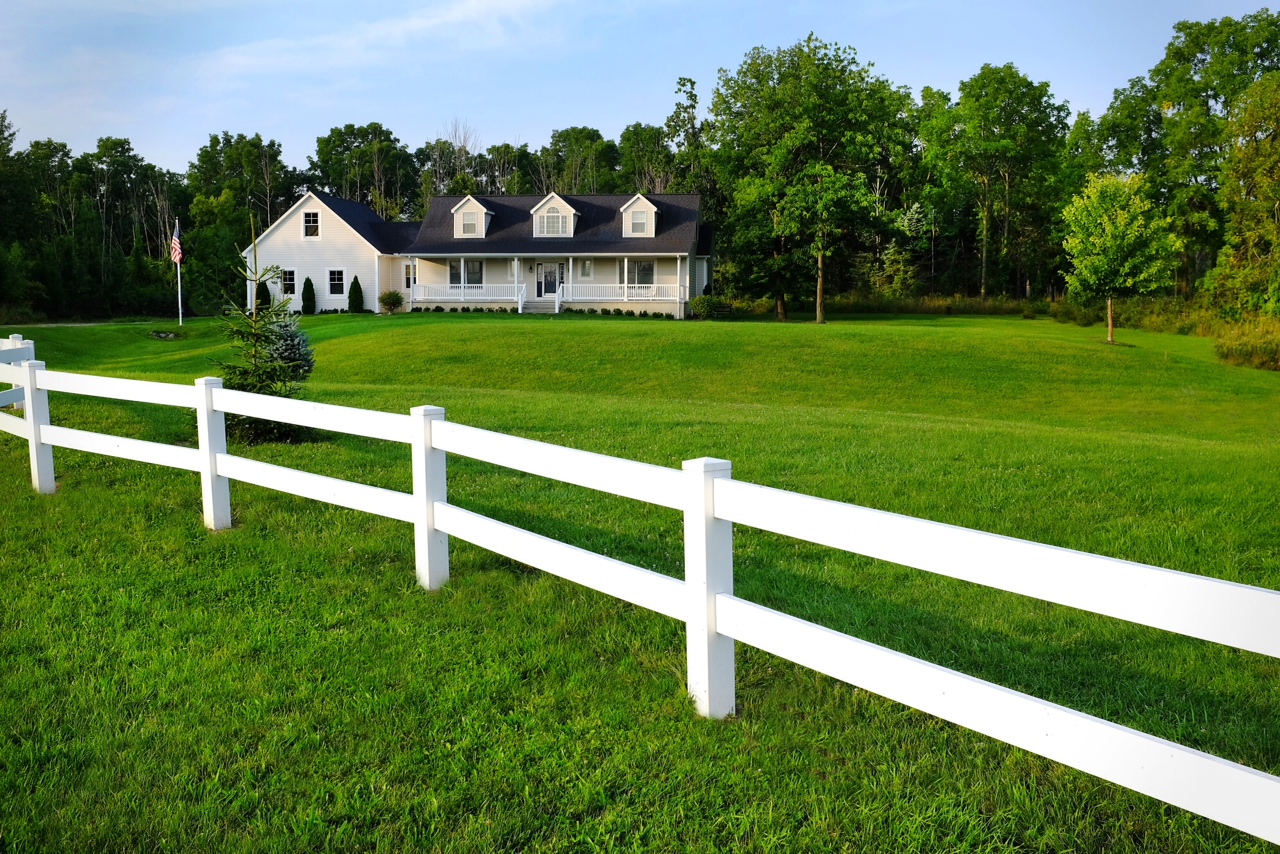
348,276 -> 364,313
301,276 -> 316,315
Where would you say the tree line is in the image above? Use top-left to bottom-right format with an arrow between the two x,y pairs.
0,9 -> 1276,321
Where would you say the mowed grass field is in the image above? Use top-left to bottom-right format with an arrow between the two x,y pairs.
1,311 -> 1278,853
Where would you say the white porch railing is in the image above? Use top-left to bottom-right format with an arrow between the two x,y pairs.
563,283 -> 682,302
2,342 -> 1280,844
413,284 -> 521,302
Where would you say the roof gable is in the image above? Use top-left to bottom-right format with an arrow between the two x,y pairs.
247,190 -> 416,256
620,193 -> 658,213
530,192 -> 578,215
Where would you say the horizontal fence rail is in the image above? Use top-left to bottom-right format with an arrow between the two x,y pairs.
431,420 -> 685,510
211,388 -> 412,443
714,478 -> 1280,659
2,340 -> 1278,844
715,595 -> 1280,843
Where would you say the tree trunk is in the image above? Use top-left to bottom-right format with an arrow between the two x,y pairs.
1107,297 -> 1114,344
979,201 -> 989,300
815,253 -> 825,324
775,292 -> 788,322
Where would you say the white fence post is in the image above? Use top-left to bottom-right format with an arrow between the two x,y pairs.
683,457 -> 735,718
4,335 -> 26,411
194,377 -> 231,530
21,360 -> 54,494
411,405 -> 449,590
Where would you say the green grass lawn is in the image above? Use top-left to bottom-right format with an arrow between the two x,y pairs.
1,312 -> 1278,852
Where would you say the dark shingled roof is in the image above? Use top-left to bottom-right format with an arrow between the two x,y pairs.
404,194 -> 704,256
311,191 -> 417,254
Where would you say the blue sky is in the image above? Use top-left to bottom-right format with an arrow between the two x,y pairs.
1,0 -> 1269,172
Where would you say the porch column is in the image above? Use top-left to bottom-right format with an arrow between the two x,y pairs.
677,255 -> 682,300
568,256 -> 573,302
374,254 -> 380,313
623,256 -> 629,302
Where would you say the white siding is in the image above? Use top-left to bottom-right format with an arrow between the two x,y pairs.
251,199 -> 378,312
452,198 -> 491,239
620,195 -> 659,239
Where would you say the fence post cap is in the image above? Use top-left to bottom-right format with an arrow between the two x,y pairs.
410,405 -> 446,419
19,360 -> 45,369
194,376 -> 224,388
683,457 -> 732,474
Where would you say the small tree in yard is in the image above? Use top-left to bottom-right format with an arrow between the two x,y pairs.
1062,174 -> 1181,344
216,229 -> 315,442
301,276 -> 316,315
379,290 -> 404,314
348,276 -> 365,313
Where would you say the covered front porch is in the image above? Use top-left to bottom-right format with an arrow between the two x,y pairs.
405,255 -> 690,317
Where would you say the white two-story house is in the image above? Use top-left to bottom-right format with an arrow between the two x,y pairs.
247,190 -> 714,318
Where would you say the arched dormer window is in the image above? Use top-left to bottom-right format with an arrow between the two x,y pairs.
538,206 -> 568,237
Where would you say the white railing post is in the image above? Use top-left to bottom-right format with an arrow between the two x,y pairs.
683,457 -> 735,718
21,360 -> 55,494
4,335 -> 26,411
194,377 -> 231,530
410,405 -> 449,590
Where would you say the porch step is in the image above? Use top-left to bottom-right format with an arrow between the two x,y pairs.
521,300 -> 558,315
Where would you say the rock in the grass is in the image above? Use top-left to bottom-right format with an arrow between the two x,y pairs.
149,331 -> 179,340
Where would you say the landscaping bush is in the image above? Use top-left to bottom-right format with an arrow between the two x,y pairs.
348,277 -> 365,313
432,305 -> 444,312
1214,318 -> 1280,370
379,290 -> 404,314
449,307 -> 458,313
301,277 -> 316,315
587,308 -> 597,315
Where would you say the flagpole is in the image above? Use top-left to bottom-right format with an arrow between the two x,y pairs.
172,217 -> 184,326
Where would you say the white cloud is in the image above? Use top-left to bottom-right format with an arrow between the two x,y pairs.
196,0 -> 568,82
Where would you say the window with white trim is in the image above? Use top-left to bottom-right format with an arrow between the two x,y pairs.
619,259 -> 655,285
580,259 -> 593,279
329,269 -> 344,295
631,210 -> 648,235
449,260 -> 462,286
537,206 -> 568,237
462,211 -> 478,235
404,263 -> 415,289
466,259 -> 483,285
304,211 -> 319,238
281,270 -> 296,295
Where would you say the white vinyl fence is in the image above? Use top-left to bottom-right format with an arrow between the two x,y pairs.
2,336 -> 1279,844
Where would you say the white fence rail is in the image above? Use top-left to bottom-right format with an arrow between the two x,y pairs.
2,339 -> 1279,844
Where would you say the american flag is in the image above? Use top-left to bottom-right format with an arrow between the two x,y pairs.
170,220 -> 183,264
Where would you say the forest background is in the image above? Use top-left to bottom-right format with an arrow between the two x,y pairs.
0,10 -> 1276,326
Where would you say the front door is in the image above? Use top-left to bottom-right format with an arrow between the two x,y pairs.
535,262 -> 563,298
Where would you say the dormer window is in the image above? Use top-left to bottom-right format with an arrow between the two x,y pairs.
539,206 -> 568,236
452,195 -> 492,238
303,211 -> 319,238
531,193 -> 578,238
620,193 -> 658,238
